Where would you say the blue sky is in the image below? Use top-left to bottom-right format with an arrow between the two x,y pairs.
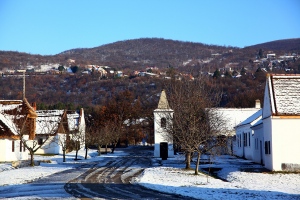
0,0 -> 299,55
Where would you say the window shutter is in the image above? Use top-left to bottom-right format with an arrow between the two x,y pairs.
12,141 -> 15,152
20,141 -> 22,152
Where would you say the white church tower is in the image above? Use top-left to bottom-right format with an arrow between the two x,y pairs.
153,90 -> 174,159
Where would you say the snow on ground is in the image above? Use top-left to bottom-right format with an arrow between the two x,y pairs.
0,148 -> 299,199
0,148 -> 129,186
135,154 -> 300,200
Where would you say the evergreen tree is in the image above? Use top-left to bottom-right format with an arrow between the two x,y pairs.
213,69 -> 221,78
240,67 -> 246,76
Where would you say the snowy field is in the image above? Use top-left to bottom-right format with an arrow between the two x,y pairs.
0,148 -> 299,199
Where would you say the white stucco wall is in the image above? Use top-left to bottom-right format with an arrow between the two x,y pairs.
263,117 -> 273,170
35,135 -> 61,154
234,125 -> 254,159
0,139 -> 28,162
271,118 -> 300,171
252,124 -> 264,164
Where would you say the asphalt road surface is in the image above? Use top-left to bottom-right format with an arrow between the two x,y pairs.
65,146 -> 193,199
0,146 -> 196,199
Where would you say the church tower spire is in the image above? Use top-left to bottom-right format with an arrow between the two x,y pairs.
157,90 -> 170,109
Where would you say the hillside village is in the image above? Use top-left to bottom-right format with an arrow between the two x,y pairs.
1,51 -> 299,79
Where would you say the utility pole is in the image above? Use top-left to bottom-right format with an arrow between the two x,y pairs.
23,71 -> 25,99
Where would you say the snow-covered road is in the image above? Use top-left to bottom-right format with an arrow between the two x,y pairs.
0,147 -> 299,199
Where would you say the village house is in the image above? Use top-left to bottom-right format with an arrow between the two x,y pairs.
214,100 -> 261,154
0,99 -> 36,162
0,98 -> 85,162
34,109 -> 85,155
234,74 -> 300,171
234,109 -> 262,160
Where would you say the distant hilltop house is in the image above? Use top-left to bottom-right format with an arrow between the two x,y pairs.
266,54 -> 276,59
0,98 -> 85,162
85,65 -> 108,77
234,74 -> 300,171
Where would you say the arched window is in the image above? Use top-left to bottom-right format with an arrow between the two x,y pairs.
161,117 -> 167,129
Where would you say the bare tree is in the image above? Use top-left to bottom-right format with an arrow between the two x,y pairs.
70,125 -> 85,160
161,77 -> 228,175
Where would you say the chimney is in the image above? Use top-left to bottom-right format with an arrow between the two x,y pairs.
255,99 -> 261,108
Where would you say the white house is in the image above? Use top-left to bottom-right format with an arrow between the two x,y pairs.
215,100 -> 261,137
234,74 -> 300,171
153,90 -> 174,159
35,109 -> 85,155
0,99 -> 37,162
0,98 -> 86,161
261,74 -> 300,171
215,100 -> 261,154
234,109 -> 262,160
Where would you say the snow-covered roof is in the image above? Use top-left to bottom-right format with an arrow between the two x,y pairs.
0,99 -> 35,137
269,75 -> 300,115
36,110 -> 64,135
235,109 -> 262,128
251,118 -> 263,128
0,113 -> 19,135
66,111 -> 79,131
35,110 -> 80,135
215,108 -> 261,131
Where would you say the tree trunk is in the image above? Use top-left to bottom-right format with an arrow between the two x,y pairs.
30,150 -> 34,166
63,149 -> 66,162
195,152 -> 201,175
111,142 -> 117,153
185,151 -> 191,169
75,149 -> 78,160
97,146 -> 102,156
105,144 -> 108,154
85,144 -> 88,159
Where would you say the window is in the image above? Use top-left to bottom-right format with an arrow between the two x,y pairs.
243,133 -> 247,147
38,138 -> 43,145
161,118 -> 167,129
248,132 -> 250,147
265,141 -> 271,154
20,141 -> 22,152
12,141 -> 15,152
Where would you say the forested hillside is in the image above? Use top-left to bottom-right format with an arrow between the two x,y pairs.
0,38 -> 299,111
1,38 -> 299,70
